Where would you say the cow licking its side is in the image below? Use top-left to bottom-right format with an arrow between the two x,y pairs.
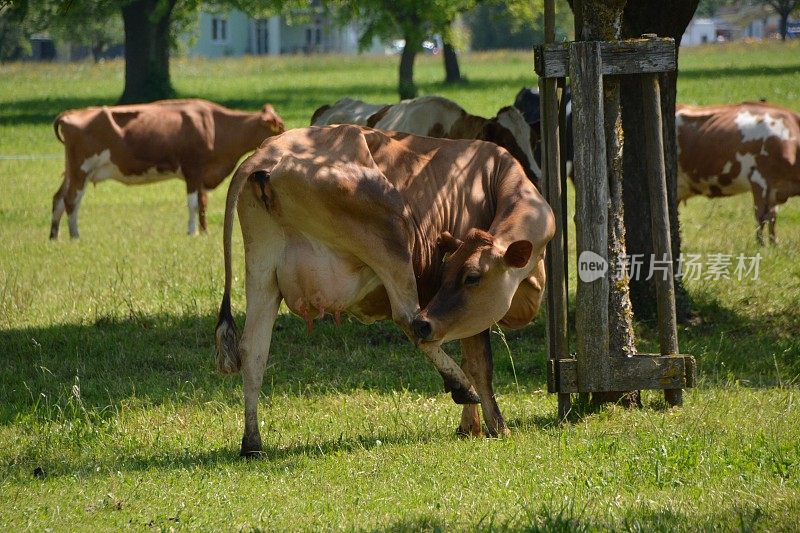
677,102 -> 800,244
311,95 -> 543,186
215,125 -> 554,456
51,98 -> 285,239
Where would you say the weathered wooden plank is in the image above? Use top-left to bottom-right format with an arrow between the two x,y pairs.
641,73 -> 686,407
570,41 -> 610,393
534,37 -> 676,78
554,355 -> 693,393
542,0 -> 570,421
541,82 -> 568,365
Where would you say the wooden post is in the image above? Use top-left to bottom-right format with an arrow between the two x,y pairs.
570,41 -> 611,392
641,73 -> 683,407
542,0 -> 571,420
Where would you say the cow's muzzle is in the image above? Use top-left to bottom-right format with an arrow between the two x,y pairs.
411,317 -> 433,341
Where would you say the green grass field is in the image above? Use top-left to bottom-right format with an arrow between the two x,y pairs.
1,41 -> 799,530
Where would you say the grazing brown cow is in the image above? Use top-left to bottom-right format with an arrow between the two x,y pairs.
215,125 -> 554,456
677,102 -> 800,244
51,98 -> 285,239
310,95 -> 542,186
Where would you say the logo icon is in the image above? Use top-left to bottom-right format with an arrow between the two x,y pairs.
578,250 -> 608,283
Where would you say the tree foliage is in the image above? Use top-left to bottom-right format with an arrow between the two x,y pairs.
0,2 -> 32,61
465,1 -> 571,50
329,0 -> 477,98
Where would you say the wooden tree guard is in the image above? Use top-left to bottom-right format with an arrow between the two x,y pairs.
534,35 -> 696,420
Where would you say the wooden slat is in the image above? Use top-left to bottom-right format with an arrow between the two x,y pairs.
570,42 -> 610,392
542,0 -> 570,421
534,37 -> 676,78
641,73 -> 686,407
553,355 -> 694,393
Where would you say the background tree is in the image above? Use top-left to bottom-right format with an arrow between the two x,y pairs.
0,2 -> 32,61
695,0 -> 735,16
37,1 -> 123,62
619,0 -> 699,322
331,0 -> 476,99
19,0 -> 299,103
763,0 -> 800,39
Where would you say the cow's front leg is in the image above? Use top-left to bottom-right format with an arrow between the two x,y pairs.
767,205 -> 778,245
460,330 -> 509,437
239,273 -> 281,457
186,188 -> 200,236
66,185 -> 85,239
419,344 -> 480,405
199,189 -> 209,234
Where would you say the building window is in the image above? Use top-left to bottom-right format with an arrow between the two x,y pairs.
212,17 -> 228,43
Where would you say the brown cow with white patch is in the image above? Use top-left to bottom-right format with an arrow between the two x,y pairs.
677,102 -> 800,244
51,98 -> 285,239
215,125 -> 554,456
311,95 -> 542,186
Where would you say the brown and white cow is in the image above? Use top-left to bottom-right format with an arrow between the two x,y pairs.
311,95 -> 543,186
215,125 -> 554,456
677,102 -> 800,244
50,98 -> 285,239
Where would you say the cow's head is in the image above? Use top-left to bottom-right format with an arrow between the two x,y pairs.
514,87 -> 541,125
478,108 -> 542,188
411,229 -> 533,344
261,104 -> 285,135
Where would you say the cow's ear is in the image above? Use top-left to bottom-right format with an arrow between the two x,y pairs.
437,231 -> 463,254
504,240 -> 533,268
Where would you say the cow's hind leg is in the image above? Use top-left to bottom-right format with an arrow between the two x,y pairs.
237,194 -> 284,457
50,175 -> 68,240
238,270 -> 281,457
459,330 -> 509,437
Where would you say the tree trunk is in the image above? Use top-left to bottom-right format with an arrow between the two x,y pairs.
91,43 -> 103,63
779,11 -> 789,40
575,0 -> 640,407
620,1 -> 698,323
443,42 -> 462,83
398,36 -> 419,100
119,0 -> 176,104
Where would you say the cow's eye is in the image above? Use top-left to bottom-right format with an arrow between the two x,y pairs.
464,274 -> 481,286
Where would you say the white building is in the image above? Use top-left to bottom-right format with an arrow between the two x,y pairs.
681,18 -> 717,46
186,9 -> 384,58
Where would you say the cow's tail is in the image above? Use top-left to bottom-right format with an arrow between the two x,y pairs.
214,168 -> 251,374
53,112 -> 67,144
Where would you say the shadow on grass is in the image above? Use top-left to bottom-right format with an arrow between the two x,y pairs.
680,64 -> 800,82
0,96 -> 119,126
22,422 -> 466,480
637,289 -> 800,387
1,75 -> 536,127
0,310 -> 547,425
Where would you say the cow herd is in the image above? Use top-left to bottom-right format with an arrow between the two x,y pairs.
49,90 -> 800,455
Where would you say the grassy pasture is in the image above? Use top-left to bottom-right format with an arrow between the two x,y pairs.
1,41 -> 799,530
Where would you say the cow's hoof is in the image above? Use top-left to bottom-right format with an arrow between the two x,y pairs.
240,435 -> 263,458
456,425 -> 482,438
450,386 -> 481,405
485,426 -> 511,439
